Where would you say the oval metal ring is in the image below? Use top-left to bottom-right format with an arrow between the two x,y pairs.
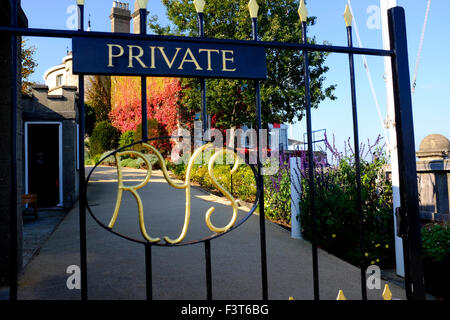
84,136 -> 261,247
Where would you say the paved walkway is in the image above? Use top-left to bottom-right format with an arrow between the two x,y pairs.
17,166 -> 406,300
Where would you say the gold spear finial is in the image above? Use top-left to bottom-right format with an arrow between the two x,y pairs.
298,0 -> 308,22
336,290 -> 347,300
193,0 -> 206,13
344,4 -> 353,27
248,0 -> 259,19
382,284 -> 393,300
137,0 -> 149,9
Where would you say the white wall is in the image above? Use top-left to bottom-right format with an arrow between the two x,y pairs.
44,55 -> 78,95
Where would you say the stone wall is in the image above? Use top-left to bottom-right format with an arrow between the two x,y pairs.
416,160 -> 450,222
415,134 -> 450,222
385,134 -> 450,223
44,55 -> 78,95
0,0 -> 27,286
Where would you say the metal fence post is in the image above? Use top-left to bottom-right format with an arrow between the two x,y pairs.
251,15 -> 269,301
77,2 -> 88,301
345,9 -> 367,300
388,6 -> 425,300
139,8 -> 148,140
9,0 -> 19,301
300,12 -> 320,301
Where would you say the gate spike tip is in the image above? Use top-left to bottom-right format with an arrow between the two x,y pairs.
336,290 -> 347,300
298,0 -> 308,22
137,0 -> 149,9
382,284 -> 393,300
193,0 -> 205,14
289,296 -> 294,300
248,0 -> 259,19
344,5 -> 353,27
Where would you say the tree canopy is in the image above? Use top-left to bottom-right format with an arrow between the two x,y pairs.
109,76 -> 183,134
86,75 -> 112,122
149,0 -> 336,129
21,38 -> 38,95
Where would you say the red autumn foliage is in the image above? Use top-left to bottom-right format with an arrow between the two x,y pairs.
109,77 -> 182,136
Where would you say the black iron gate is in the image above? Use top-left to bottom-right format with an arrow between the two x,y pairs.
4,0 -> 425,300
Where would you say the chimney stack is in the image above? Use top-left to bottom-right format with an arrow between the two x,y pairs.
110,1 -> 131,33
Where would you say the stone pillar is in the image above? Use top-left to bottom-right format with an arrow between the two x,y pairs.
416,134 -> 450,222
0,1 -> 27,286
110,1 -> 131,33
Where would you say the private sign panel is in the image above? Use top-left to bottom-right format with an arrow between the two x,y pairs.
72,37 -> 267,80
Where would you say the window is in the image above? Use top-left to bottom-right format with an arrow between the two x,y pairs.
56,74 -> 63,87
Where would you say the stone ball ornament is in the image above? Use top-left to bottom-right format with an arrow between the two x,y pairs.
416,134 -> 450,160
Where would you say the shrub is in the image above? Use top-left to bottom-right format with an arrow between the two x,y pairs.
421,222 -> 450,299
89,121 -> 120,157
299,148 -> 395,268
99,150 -> 116,166
118,130 -> 136,150
85,103 -> 97,136
92,153 -> 102,166
230,166 -> 257,202
135,154 -> 159,169
264,158 -> 292,225
169,157 -> 257,203
422,222 -> 450,263
134,119 -> 171,156
120,158 -> 141,169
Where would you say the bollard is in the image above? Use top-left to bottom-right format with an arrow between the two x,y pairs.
290,157 -> 302,239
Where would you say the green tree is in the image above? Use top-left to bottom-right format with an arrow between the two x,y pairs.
86,75 -> 112,122
89,120 -> 120,156
84,103 -> 97,136
21,38 -> 38,95
149,0 -> 336,128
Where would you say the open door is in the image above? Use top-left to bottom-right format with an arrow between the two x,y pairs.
26,123 -> 62,207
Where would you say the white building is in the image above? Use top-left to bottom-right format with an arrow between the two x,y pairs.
43,52 -> 78,95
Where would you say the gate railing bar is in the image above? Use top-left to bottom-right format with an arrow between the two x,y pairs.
251,13 -> 269,300
140,7 -> 148,141
299,6 -> 320,300
145,244 -> 152,300
205,240 -> 212,300
388,7 -> 425,300
195,4 -> 213,300
77,2 -> 88,301
197,11 -> 209,142
9,0 -> 19,301
138,5 -> 152,300
345,8 -> 367,300
0,26 -> 393,57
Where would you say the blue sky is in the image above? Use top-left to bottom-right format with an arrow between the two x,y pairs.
21,0 -> 450,153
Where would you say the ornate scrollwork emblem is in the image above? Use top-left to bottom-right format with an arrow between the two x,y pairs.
105,142 -> 241,245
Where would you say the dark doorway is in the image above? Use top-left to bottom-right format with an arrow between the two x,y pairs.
27,123 -> 60,207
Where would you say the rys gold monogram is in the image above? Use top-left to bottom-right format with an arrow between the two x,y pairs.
108,143 -> 240,245
107,43 -> 237,72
